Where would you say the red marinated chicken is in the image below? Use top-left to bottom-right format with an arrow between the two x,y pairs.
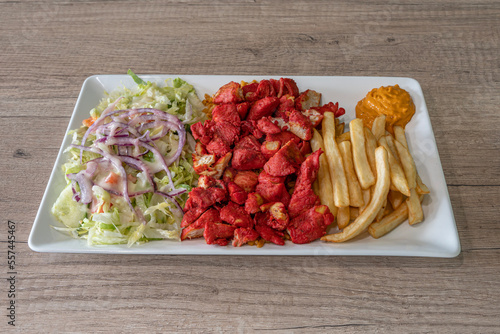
182,78 -> 344,247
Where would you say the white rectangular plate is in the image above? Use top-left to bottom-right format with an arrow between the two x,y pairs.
29,75 -> 460,257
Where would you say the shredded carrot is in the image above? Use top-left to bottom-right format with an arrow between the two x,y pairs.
82,116 -> 96,127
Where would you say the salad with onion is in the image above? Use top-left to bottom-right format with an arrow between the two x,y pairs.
51,70 -> 206,246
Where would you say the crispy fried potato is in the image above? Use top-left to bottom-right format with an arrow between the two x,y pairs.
394,139 -> 417,189
364,127 -> 377,176
407,188 -> 424,225
385,134 -> 400,163
350,207 -> 360,221
339,141 -> 364,207
311,129 -> 337,216
416,174 -> 430,194
322,146 -> 391,242
393,125 -> 408,149
322,112 -> 350,208
336,131 -> 351,144
378,136 -> 410,196
388,190 -> 405,210
368,202 -> 409,239
350,119 -> 376,189
336,122 -> 345,137
359,188 -> 371,214
375,197 -> 387,222
337,206 -> 351,229
372,114 -> 386,140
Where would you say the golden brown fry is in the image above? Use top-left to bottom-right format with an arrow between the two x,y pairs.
359,188 -> 371,214
322,112 -> 350,208
336,132 -> 351,144
394,139 -> 417,189
385,134 -> 400,163
416,174 -> 430,194
364,127 -> 377,176
368,202 -> 409,239
378,136 -> 410,196
407,188 -> 424,225
393,125 -> 408,149
372,114 -> 386,140
337,206 -> 351,229
322,146 -> 391,242
388,190 -> 405,210
339,141 -> 364,207
311,129 -> 337,216
375,197 -> 387,222
336,122 -> 345,137
350,207 -> 360,221
350,118 -> 376,189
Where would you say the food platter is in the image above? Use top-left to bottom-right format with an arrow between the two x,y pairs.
28,75 -> 460,256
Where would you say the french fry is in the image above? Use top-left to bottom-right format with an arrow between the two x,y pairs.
378,136 -> 410,196
394,139 -> 417,189
407,188 -> 424,225
322,146 -> 391,242
350,207 -> 360,221
364,127 -> 377,176
336,132 -> 351,144
337,206 -> 350,229
368,202 -> 409,239
371,114 -> 386,140
336,122 -> 345,137
375,197 -> 387,222
322,112 -> 350,208
384,134 -> 400,163
416,174 -> 430,194
311,129 -> 337,216
359,188 -> 371,214
388,190 -> 404,210
339,141 -> 364,207
393,125 -> 408,149
394,125 -> 429,194
350,118 -> 375,189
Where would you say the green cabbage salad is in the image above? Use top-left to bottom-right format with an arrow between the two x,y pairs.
51,70 -> 206,246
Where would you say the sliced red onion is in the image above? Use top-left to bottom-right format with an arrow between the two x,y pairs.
80,97 -> 124,163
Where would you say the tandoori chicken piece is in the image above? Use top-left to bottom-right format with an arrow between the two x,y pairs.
181,208 -> 220,240
245,79 -> 276,102
255,172 -> 291,206
212,103 -> 241,127
213,81 -> 244,104
288,109 -> 313,141
265,131 -> 300,147
246,96 -> 280,120
191,120 -> 215,145
263,140 -> 304,176
257,117 -> 282,135
233,170 -> 259,193
228,181 -> 248,205
260,141 -> 281,159
288,149 -> 322,218
271,78 -> 300,98
206,137 -> 231,159
232,227 -> 259,247
232,135 -> 267,170
182,184 -> 227,227
204,222 -> 236,246
236,102 -> 251,120
295,89 -> 321,111
259,202 -> 289,231
254,212 -> 285,246
220,201 -> 254,228
287,205 -> 334,244
244,192 -> 265,214
311,101 -> 346,118
213,121 -> 240,146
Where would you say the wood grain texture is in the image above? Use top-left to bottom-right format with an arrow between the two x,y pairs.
1,0 -> 499,333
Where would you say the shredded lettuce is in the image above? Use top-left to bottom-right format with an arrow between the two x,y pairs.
52,71 -> 206,246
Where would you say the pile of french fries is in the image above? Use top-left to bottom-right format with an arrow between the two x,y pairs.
313,112 -> 430,243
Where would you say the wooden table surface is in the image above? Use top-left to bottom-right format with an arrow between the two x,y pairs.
1,0 -> 499,333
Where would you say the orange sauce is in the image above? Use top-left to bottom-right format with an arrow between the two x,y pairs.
355,84 -> 415,133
